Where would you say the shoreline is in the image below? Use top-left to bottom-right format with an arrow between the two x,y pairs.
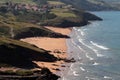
21,27 -> 72,74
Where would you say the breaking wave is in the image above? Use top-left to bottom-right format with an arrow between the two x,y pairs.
90,41 -> 109,50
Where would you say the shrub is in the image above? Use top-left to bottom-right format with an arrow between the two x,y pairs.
16,70 -> 33,76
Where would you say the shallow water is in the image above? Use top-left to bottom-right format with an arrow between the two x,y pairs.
59,11 -> 120,80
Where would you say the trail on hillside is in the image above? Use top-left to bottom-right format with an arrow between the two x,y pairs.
10,27 -> 14,38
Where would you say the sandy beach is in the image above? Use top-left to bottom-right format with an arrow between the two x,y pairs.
21,27 -> 71,73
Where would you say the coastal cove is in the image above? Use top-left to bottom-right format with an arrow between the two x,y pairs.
0,0 -> 103,79
21,27 -> 72,73
0,0 -> 120,80
59,11 -> 120,80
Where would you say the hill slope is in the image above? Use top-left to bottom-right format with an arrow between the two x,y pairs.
0,37 -> 58,68
61,0 -> 120,11
104,0 -> 120,10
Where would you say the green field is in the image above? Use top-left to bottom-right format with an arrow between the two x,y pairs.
47,1 -> 65,5
51,9 -> 77,18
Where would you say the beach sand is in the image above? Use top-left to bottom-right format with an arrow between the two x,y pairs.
21,27 -> 71,73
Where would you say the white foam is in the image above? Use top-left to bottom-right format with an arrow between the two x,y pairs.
70,63 -> 74,71
78,29 -> 85,36
73,71 -> 79,76
79,39 -> 105,57
96,53 -> 104,57
77,29 -> 81,31
86,53 -> 94,60
71,39 -> 76,45
104,76 -> 112,79
93,62 -> 99,65
90,41 -> 109,50
73,27 -> 77,30
80,67 -> 86,71
77,45 -> 85,52
81,31 -> 85,36
83,29 -> 88,31
92,48 -> 105,57
78,55 -> 82,60
78,39 -> 94,50
71,39 -> 84,53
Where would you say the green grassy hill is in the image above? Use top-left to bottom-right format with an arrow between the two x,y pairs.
0,20 -> 69,39
41,8 -> 102,27
0,6 -> 69,39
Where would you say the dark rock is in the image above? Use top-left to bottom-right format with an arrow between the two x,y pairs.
38,68 -> 60,80
64,58 -> 76,63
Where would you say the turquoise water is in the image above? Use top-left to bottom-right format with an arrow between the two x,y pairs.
60,11 -> 120,80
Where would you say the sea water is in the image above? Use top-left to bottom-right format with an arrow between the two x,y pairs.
60,11 -> 120,80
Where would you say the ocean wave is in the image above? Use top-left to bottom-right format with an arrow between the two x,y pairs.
86,77 -> 98,80
79,39 -> 105,58
71,39 -> 85,53
80,67 -> 86,71
83,28 -> 88,31
70,63 -> 74,71
77,29 -> 85,36
86,53 -> 94,60
78,39 -> 95,50
90,41 -> 109,50
73,27 -> 77,30
91,47 -> 105,57
67,63 -> 74,75
93,62 -> 100,65
78,55 -> 82,60
77,45 -> 85,52
96,53 -> 104,57
104,76 -> 112,79
73,71 -> 79,76
71,39 -> 77,46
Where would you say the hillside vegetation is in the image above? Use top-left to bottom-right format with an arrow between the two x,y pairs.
0,0 -> 49,5
61,0 -> 120,11
0,0 -> 102,37
40,0 -> 102,27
